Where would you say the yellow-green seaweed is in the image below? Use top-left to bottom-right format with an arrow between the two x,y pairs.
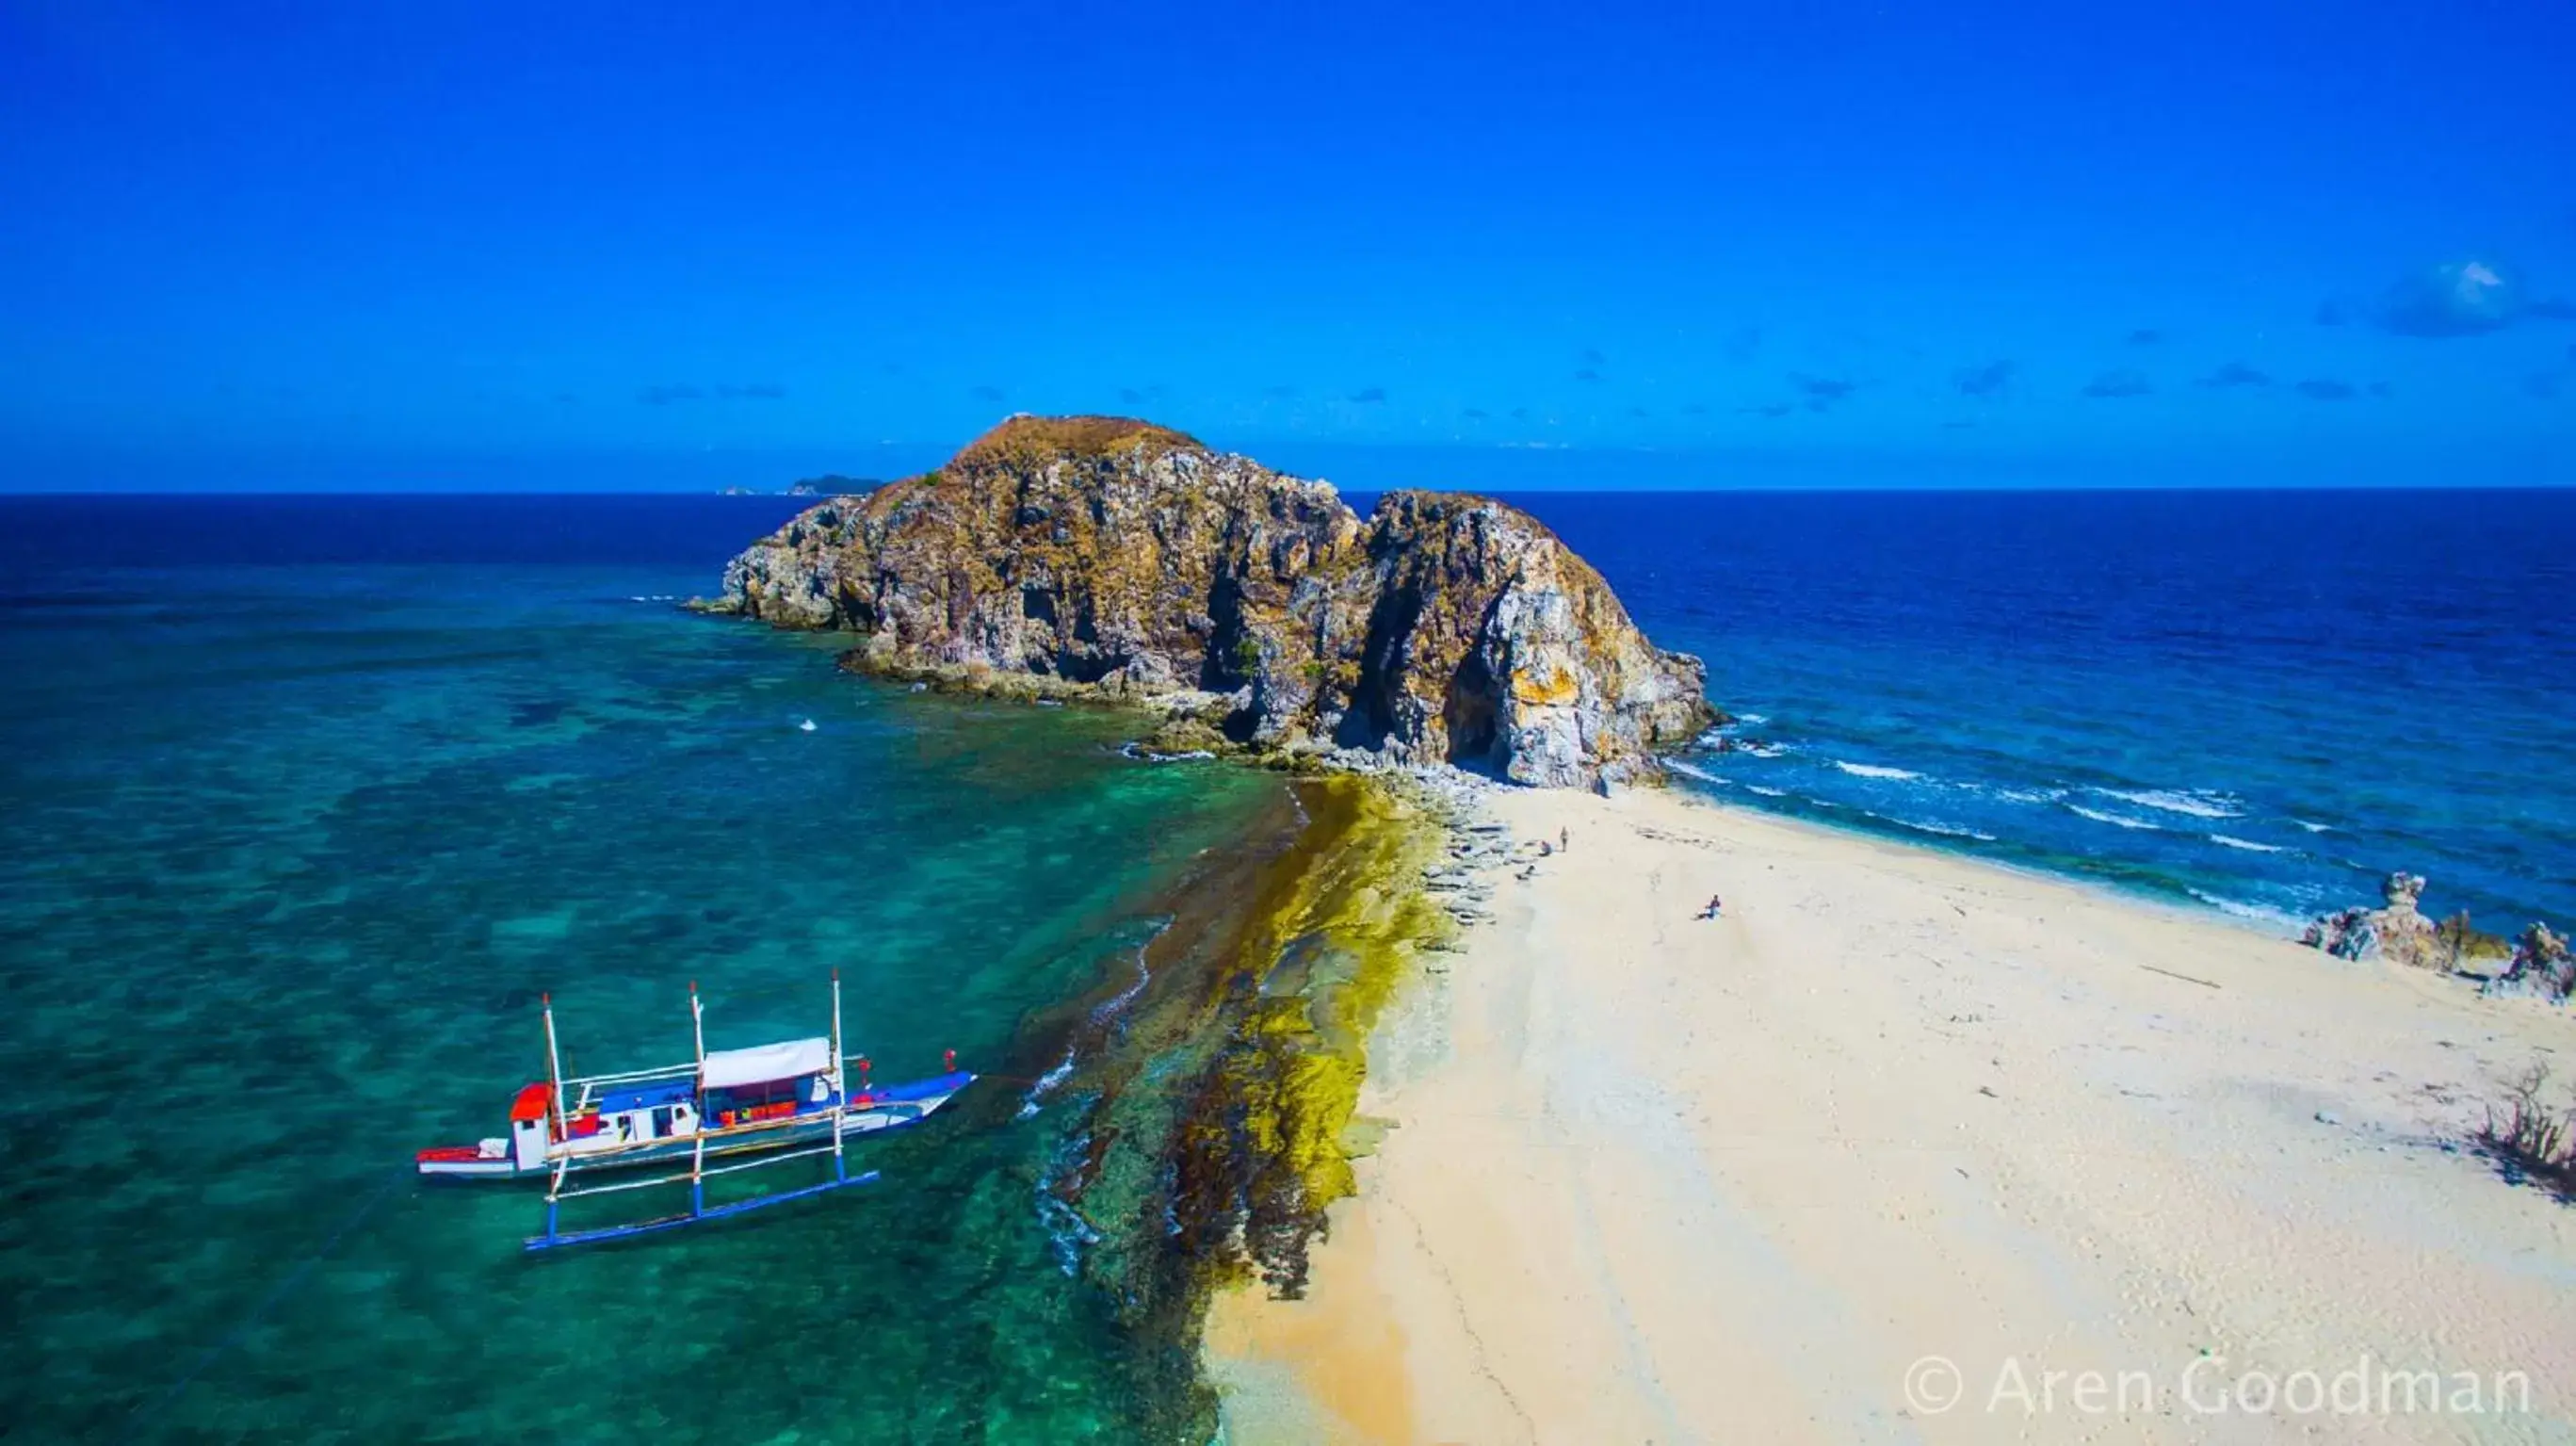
1166,775 -> 1454,1297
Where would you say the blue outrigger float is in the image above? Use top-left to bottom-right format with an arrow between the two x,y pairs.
415,973 -> 972,1251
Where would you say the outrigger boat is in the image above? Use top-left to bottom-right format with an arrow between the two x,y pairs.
416,973 -> 972,1251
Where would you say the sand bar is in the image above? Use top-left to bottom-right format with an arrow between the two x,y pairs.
1208,784 -> 2576,1444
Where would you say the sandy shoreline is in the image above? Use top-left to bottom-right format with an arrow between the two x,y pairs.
1207,783 -> 2576,1444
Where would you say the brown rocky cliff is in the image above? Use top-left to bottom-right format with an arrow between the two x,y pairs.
704,414 -> 1713,787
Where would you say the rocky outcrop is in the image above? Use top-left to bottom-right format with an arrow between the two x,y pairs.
2301,871 -> 2539,980
700,414 -> 1713,786
2487,923 -> 2574,1002
2303,871 -> 2442,967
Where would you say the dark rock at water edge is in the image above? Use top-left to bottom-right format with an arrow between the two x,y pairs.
696,414 -> 1713,788
2304,872 -> 2442,968
2303,871 -> 2564,999
2487,922 -> 2574,1002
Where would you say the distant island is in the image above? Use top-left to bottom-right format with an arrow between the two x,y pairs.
698,415 -> 1711,788
720,474 -> 885,497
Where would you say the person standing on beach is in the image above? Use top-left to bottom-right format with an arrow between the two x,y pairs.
1560,826 -> 1570,853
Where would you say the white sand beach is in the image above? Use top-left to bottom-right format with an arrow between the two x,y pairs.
1207,784 -> 2576,1444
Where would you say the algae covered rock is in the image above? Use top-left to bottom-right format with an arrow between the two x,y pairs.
705,414 -> 1712,786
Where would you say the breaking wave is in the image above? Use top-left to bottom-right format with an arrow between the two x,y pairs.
2208,834 -> 2288,854
1119,741 -> 1216,763
1877,815 -> 1998,842
1020,921 -> 1172,1121
2066,804 -> 2161,831
1017,1048 -> 1077,1121
1091,921 -> 1169,1027
1033,1130 -> 1104,1275
1832,760 -> 1920,781
2188,889 -> 2308,933
2097,788 -> 2244,820
1665,759 -> 1725,785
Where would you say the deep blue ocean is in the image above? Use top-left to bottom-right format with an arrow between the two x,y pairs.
1,487 -> 2570,1442
1475,487 -> 2576,934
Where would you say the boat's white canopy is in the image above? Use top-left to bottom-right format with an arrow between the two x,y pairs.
700,1036 -> 833,1089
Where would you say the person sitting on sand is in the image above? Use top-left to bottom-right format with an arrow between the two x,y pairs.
1697,893 -> 1723,920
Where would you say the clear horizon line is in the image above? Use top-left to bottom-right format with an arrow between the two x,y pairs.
6,482 -> 2574,498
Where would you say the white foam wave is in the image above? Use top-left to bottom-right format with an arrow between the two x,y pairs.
2098,788 -> 2244,820
2066,804 -> 2161,831
1905,820 -> 1999,839
2188,889 -> 2307,932
1090,922 -> 1169,1027
798,718 -> 818,733
2292,820 -> 2333,834
1737,741 -> 1791,758
1033,1134 -> 1104,1274
1994,787 -> 2066,804
1666,759 -> 1727,785
1833,760 -> 1920,781
2208,834 -> 2287,854
1094,954 -> 1148,1022
1744,784 -> 1789,798
1016,1047 -> 1077,1120
1877,815 -> 1998,842
1119,741 -> 1216,763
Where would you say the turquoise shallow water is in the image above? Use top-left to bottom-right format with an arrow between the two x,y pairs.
0,515 -> 1283,1441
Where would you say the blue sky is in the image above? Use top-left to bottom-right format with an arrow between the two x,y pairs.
3,0 -> 2572,490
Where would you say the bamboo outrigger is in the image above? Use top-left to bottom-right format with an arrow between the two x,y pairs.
415,972 -> 973,1251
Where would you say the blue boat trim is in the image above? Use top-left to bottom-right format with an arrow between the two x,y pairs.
525,1169 -> 882,1252
597,1079 -> 697,1113
870,1070 -> 974,1104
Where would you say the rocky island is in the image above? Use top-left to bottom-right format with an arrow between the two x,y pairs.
698,414 -> 1712,787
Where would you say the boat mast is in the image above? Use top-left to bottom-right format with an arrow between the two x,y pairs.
689,981 -> 706,1214
830,968 -> 848,1181
689,980 -> 705,1072
541,992 -> 566,1141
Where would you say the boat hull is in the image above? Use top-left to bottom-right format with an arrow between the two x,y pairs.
415,1072 -> 973,1180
